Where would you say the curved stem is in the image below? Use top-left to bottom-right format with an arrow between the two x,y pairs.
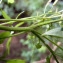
43,36 -> 63,51
32,30 -> 59,63
32,30 -> 63,51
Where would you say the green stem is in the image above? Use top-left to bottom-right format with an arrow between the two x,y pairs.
16,11 -> 25,19
0,21 -> 15,25
0,14 -> 62,22
30,18 -> 63,28
15,22 -> 24,27
43,36 -> 63,51
0,18 -> 63,32
32,30 -> 63,52
0,26 -> 32,32
0,17 -> 39,22
32,30 -> 59,63
32,30 -> 63,51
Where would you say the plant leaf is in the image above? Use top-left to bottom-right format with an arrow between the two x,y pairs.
6,59 -> 25,63
43,27 -> 63,38
0,32 -> 10,44
1,10 -> 11,19
1,10 -> 15,25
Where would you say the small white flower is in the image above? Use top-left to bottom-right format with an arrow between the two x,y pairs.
11,31 -> 14,34
0,0 -> 2,4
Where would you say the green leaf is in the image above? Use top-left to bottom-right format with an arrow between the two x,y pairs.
1,10 -> 11,19
35,43 -> 42,49
1,10 -> 15,25
6,59 -> 26,63
43,27 -> 63,38
0,32 -> 10,44
0,31 -> 10,39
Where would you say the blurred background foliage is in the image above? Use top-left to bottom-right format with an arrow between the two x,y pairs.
20,33 -> 47,63
0,0 -> 63,63
0,0 -> 62,18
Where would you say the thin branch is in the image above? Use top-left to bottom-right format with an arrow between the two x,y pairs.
32,30 -> 59,63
